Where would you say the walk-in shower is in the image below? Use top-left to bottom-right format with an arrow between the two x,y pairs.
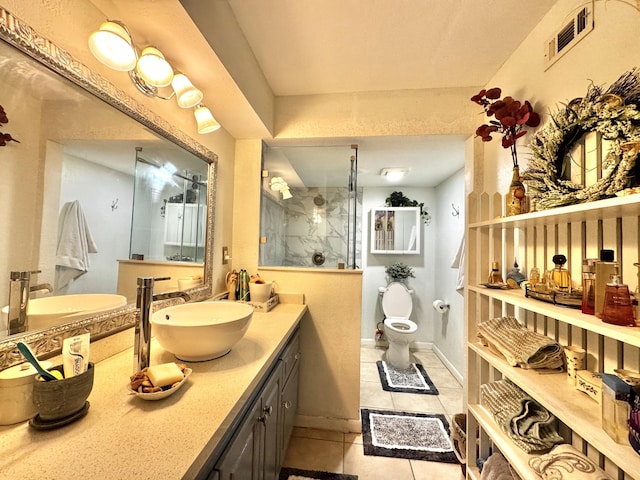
259,143 -> 362,269
130,147 -> 208,263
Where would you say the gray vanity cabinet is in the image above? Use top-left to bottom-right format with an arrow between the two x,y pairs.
211,329 -> 300,480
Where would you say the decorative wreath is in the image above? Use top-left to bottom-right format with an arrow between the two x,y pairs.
524,70 -> 640,210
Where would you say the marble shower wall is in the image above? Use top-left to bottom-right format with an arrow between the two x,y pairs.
260,187 -> 362,268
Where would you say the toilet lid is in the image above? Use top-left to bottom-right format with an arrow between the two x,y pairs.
381,282 -> 412,318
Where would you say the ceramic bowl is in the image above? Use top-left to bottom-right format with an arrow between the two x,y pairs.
32,362 -> 94,421
614,368 -> 640,387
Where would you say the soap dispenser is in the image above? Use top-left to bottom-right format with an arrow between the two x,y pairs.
601,267 -> 635,326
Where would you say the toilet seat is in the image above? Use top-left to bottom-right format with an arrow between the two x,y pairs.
381,282 -> 413,319
384,317 -> 418,334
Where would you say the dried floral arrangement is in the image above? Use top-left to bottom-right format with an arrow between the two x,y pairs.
471,87 -> 541,168
524,70 -> 640,210
0,104 -> 19,146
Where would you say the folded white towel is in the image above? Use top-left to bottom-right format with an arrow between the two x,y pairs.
55,200 -> 98,289
450,235 -> 465,293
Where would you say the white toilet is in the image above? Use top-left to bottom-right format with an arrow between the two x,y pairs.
380,282 -> 418,370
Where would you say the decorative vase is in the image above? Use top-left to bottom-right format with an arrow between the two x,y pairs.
505,166 -> 527,216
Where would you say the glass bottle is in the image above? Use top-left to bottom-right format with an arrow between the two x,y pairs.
529,267 -> 541,289
549,254 -> 572,293
595,249 -> 618,318
601,269 -> 635,326
488,261 -> 504,284
506,258 -> 526,288
505,166 -> 527,217
581,259 -> 597,315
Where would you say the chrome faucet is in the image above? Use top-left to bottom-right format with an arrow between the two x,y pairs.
134,276 -> 190,373
30,283 -> 53,295
7,270 -> 44,335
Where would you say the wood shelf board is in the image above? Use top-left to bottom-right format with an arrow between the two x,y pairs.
468,285 -> 640,347
468,194 -> 640,229
469,343 -> 640,474
468,404 -> 536,479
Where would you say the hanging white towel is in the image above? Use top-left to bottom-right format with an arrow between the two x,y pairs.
450,235 -> 465,294
55,200 -> 98,289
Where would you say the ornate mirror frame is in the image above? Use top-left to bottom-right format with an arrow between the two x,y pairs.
0,8 -> 216,369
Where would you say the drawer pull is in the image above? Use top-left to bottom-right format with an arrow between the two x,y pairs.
294,352 -> 301,360
283,401 -> 292,409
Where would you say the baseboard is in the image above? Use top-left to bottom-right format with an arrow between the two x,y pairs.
295,414 -> 361,434
432,344 -> 463,385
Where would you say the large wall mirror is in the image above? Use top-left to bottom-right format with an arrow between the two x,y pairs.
0,8 -> 216,369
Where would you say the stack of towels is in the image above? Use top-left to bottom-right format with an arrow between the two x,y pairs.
477,316 -> 564,371
481,379 -> 563,453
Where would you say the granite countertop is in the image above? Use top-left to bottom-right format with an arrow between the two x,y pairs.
0,303 -> 306,480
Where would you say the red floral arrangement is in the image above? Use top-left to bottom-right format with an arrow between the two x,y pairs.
0,104 -> 20,147
471,88 -> 540,167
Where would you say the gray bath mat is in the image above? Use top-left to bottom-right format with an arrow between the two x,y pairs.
376,360 -> 439,395
361,408 -> 459,464
279,467 -> 358,480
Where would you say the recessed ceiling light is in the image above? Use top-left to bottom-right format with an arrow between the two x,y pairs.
380,168 -> 408,182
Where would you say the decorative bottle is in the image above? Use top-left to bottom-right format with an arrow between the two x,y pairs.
506,258 -> 526,288
549,254 -> 571,293
595,249 -> 617,318
505,166 -> 527,217
488,262 -> 504,284
601,268 -> 635,326
581,259 -> 597,315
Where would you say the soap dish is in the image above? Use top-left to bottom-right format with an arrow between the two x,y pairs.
127,368 -> 192,401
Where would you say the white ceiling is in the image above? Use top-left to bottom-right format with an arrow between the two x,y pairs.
220,0 -> 557,187
226,0 -> 557,96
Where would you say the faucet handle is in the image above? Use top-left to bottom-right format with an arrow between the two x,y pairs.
10,270 -> 41,280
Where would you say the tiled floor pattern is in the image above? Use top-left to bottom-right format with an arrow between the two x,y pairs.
282,346 -> 465,479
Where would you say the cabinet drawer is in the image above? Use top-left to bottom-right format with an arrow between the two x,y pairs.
280,331 -> 300,382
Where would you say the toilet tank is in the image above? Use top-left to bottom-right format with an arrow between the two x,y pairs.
381,282 -> 413,318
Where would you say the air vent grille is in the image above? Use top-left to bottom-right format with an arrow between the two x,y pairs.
545,3 -> 594,70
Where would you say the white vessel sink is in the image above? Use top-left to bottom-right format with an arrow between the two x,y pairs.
151,301 -> 254,362
2,294 -> 128,331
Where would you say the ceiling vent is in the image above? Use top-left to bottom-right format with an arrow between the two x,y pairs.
544,3 -> 594,70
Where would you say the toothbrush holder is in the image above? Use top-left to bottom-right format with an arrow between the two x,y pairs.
32,362 -> 94,422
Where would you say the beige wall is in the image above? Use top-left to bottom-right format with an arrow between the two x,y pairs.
472,0 -> 640,197
1,0 -> 238,297
261,267 -> 363,432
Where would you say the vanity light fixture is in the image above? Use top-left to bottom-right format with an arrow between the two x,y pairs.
88,20 -> 218,133
194,105 -> 221,134
380,168 -> 408,182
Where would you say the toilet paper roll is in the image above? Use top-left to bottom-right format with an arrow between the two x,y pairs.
432,300 -> 449,313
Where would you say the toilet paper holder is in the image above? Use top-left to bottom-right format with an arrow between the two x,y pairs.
432,300 -> 449,313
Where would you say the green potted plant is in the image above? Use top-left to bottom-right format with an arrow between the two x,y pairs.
385,191 -> 432,224
385,262 -> 415,282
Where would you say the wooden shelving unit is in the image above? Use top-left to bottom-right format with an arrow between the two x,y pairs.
465,193 -> 640,479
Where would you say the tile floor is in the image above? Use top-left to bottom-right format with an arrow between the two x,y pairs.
281,345 -> 466,479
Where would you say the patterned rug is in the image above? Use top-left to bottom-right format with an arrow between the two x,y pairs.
279,467 -> 358,480
361,408 -> 459,464
376,360 -> 439,395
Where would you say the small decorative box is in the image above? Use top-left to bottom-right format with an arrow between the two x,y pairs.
238,294 -> 279,312
575,370 -> 603,404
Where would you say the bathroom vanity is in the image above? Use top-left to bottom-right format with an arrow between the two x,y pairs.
0,303 -> 306,480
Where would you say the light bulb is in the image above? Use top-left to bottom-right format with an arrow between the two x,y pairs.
88,21 -> 137,71
171,73 -> 203,108
136,47 -> 173,87
194,105 -> 221,134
